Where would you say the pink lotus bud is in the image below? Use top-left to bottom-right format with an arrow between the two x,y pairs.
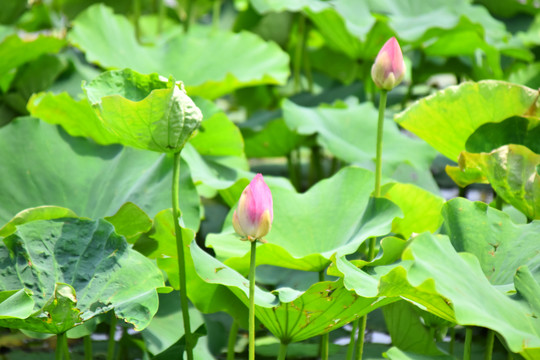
232,174 -> 273,240
371,37 -> 406,91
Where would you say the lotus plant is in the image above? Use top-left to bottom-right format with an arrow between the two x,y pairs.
349,37 -> 406,360
233,174 -> 273,360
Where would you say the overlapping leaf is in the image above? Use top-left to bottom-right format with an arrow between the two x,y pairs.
68,4 -> 289,99
0,207 -> 165,333
442,198 -> 540,284
446,145 -> 540,219
206,167 -> 402,273
136,209 -> 396,343
395,81 -> 540,161
0,118 -> 201,230
282,99 -> 436,185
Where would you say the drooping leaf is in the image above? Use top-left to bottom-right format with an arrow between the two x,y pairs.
207,167 -> 402,273
446,145 -> 540,219
68,4 -> 290,99
83,68 -> 203,153
442,198 -> 540,284
283,99 -> 436,185
395,81 -> 540,161
0,118 -> 201,230
137,208 -> 399,343
0,289 -> 34,320
0,210 -> 165,333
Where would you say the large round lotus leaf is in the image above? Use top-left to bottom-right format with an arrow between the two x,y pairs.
206,166 -> 402,273
68,4 -> 289,99
442,198 -> 540,284
446,145 -> 540,220
404,233 -> 540,358
137,210 -> 397,343
0,208 -> 165,334
83,68 -> 202,153
0,118 -> 200,230
395,81 -> 540,161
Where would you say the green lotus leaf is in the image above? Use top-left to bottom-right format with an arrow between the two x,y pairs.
206,167 -> 402,273
395,81 -> 540,161
138,209 -> 396,343
442,198 -> 540,284
0,289 -> 34,319
282,99 -> 436,185
0,117 -> 201,231
404,233 -> 540,358
446,145 -> 540,219
0,33 -> 65,77
83,68 -> 202,153
0,209 -> 165,333
385,347 -> 455,360
381,183 -> 445,238
27,90 -> 249,194
68,4 -> 289,99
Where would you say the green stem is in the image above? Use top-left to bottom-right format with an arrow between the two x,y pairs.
301,18 -> 313,93
287,152 -> 299,191
227,321 -> 239,360
495,193 -> 503,210
157,0 -> 165,35
172,151 -> 194,360
56,333 -> 65,360
83,335 -> 92,360
355,316 -> 367,360
374,90 -> 388,197
133,0 -> 141,43
249,240 -> 257,360
449,326 -> 455,355
319,271 -> 329,360
309,144 -> 323,186
346,320 -> 358,360
107,314 -> 117,360
277,342 -> 288,360
464,327 -> 473,360
293,14 -> 306,93
212,0 -> 221,31
485,330 -> 494,360
184,0 -> 194,32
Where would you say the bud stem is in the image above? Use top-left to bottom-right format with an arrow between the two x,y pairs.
374,90 -> 388,197
172,151 -> 193,360
249,240 -> 258,360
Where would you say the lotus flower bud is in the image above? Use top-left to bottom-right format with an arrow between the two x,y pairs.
371,37 -> 406,91
232,174 -> 273,241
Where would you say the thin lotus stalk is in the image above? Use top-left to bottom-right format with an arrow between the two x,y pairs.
172,151 -> 194,360
345,320 -> 358,360
157,0 -> 165,35
449,326 -> 455,354
287,152 -> 300,191
83,335 -> 92,360
63,334 -> 71,360
319,270 -> 329,360
56,333 -> 65,360
374,90 -> 388,197
355,316 -> 368,360
212,0 -> 221,31
227,321 -> 239,360
277,342 -> 288,360
107,313 -> 117,360
464,327 -> 473,360
184,0 -> 194,32
485,330 -> 495,360
293,14 -> 306,92
133,0 -> 141,43
232,174 -> 273,360
249,241 -> 257,360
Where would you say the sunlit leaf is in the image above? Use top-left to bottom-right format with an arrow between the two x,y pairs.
395,81 -> 540,161
446,145 -> 540,219
68,4 -> 289,99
